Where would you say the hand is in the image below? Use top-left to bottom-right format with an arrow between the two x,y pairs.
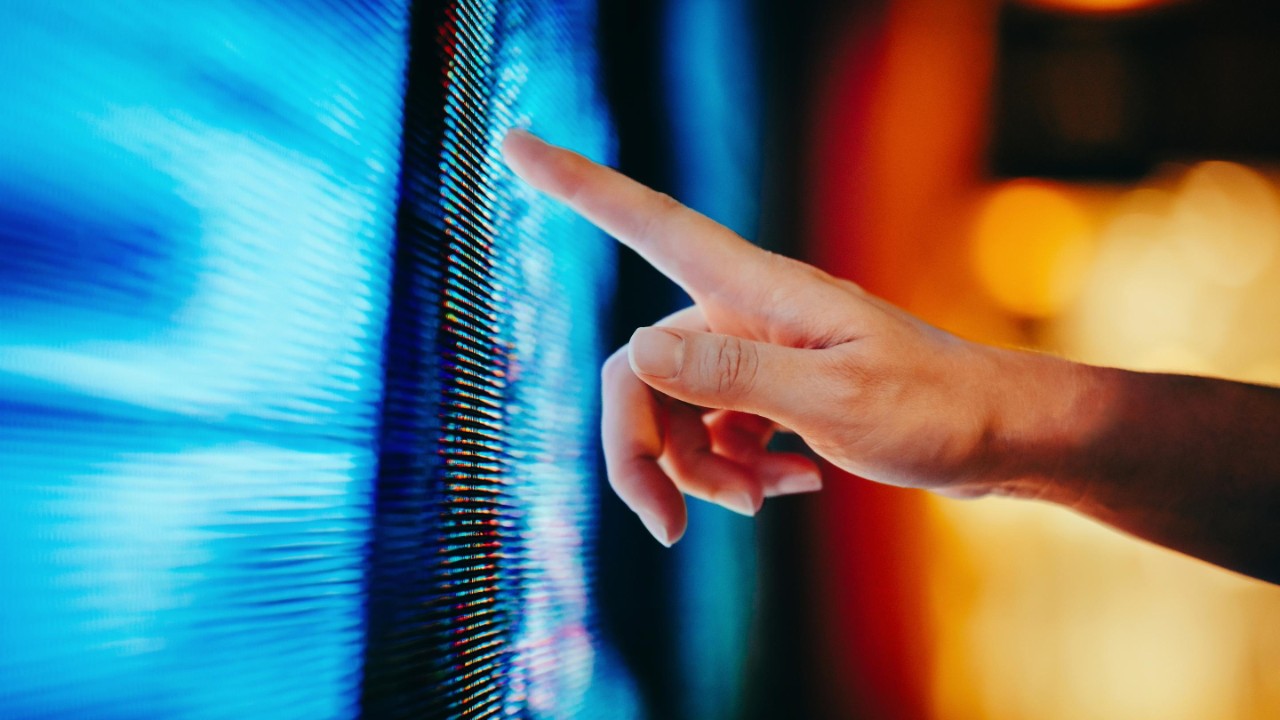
502,129 -> 1015,546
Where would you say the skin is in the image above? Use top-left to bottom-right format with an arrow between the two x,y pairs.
501,128 -> 1280,585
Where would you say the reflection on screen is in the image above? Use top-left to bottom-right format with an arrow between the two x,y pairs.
0,1 -> 631,718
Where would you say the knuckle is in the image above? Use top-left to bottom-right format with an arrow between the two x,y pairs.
824,348 -> 888,410
821,349 -> 862,401
767,252 -> 831,284
652,191 -> 682,215
782,254 -> 827,278
635,192 -> 680,247
834,277 -> 867,295
557,153 -> 592,205
707,336 -> 759,400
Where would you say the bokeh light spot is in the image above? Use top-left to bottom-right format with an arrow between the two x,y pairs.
1017,0 -> 1179,14
971,179 -> 1094,318
1171,161 -> 1280,288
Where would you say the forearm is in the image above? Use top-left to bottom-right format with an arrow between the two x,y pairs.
980,347 -> 1280,584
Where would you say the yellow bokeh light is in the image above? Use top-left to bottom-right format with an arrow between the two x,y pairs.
943,163 -> 1280,720
970,179 -> 1094,318
1171,161 -> 1280,288
1017,0 -> 1178,13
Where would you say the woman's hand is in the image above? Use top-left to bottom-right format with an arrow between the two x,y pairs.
504,128 -> 1280,585
502,129 -> 1040,545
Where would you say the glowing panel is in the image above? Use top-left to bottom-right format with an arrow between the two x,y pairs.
337,1 -> 632,719
1,1 -> 633,718
663,0 -> 762,718
0,2 -> 409,718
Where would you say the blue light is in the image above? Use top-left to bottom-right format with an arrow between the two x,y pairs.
1,1 -> 636,718
0,2 -> 409,717
663,1 -> 764,718
360,2 -> 635,717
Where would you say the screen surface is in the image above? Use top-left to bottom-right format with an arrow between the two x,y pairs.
0,1 -> 626,718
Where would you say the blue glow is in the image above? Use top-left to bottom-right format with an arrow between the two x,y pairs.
664,0 -> 763,240
0,2 -> 408,718
2,1 -> 632,717
359,2 -> 635,717
664,1 -> 764,718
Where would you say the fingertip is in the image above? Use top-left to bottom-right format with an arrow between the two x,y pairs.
609,458 -> 688,548
500,127 -> 540,175
638,507 -> 686,548
501,126 -> 536,147
747,453 -> 823,498
628,327 -> 684,380
667,519 -> 686,546
638,511 -> 672,547
714,489 -> 762,517
768,471 -> 823,497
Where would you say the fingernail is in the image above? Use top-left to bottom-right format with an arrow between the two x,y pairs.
716,490 -> 759,517
638,511 -> 673,547
504,127 -> 533,140
501,129 -> 538,163
630,328 -> 684,379
768,471 -> 819,491
774,472 -> 823,496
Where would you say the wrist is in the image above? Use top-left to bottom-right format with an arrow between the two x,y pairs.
966,345 -> 1117,509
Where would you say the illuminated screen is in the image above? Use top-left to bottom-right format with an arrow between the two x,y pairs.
0,1 -> 632,718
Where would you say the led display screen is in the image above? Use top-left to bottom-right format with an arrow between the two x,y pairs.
0,1 -> 629,718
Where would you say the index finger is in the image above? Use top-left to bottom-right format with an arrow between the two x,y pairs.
501,128 -> 765,300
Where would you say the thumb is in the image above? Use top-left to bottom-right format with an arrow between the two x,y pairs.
627,326 -> 820,421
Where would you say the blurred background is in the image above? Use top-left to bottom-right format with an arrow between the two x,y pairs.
596,0 -> 1280,718
5,0 -> 1280,717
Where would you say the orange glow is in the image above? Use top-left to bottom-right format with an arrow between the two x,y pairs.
946,164 -> 1280,720
1056,161 -> 1280,374
803,2 -> 1280,719
802,0 -> 998,717
970,179 -> 1094,318
1017,0 -> 1178,13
